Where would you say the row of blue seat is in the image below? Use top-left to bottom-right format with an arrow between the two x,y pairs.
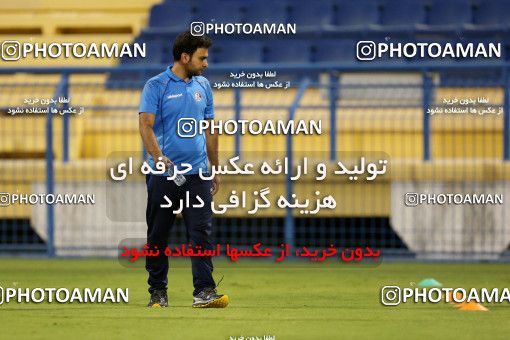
121,38 -> 507,65
146,0 -> 510,34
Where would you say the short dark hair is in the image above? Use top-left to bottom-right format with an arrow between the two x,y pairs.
172,31 -> 212,61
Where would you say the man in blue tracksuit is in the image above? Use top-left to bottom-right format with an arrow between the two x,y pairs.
138,31 -> 227,308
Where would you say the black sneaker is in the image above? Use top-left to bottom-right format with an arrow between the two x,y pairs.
147,289 -> 168,308
192,287 -> 229,308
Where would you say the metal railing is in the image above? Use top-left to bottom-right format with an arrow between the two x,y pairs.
0,63 -> 508,257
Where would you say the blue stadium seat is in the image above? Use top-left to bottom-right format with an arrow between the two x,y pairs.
265,40 -> 312,63
380,1 -> 427,32
313,39 -> 357,63
330,0 -> 380,32
107,40 -> 164,89
243,2 -> 288,25
212,40 -> 264,64
148,3 -> 193,31
470,0 -> 510,32
424,0 -> 473,32
193,1 -> 243,24
288,0 -> 334,32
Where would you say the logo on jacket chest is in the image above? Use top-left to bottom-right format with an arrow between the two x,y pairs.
167,93 -> 183,100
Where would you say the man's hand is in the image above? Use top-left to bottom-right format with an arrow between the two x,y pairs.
155,155 -> 173,171
139,113 -> 168,170
205,119 -> 219,195
211,174 -> 220,196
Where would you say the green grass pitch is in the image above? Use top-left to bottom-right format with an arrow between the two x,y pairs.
0,259 -> 509,339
